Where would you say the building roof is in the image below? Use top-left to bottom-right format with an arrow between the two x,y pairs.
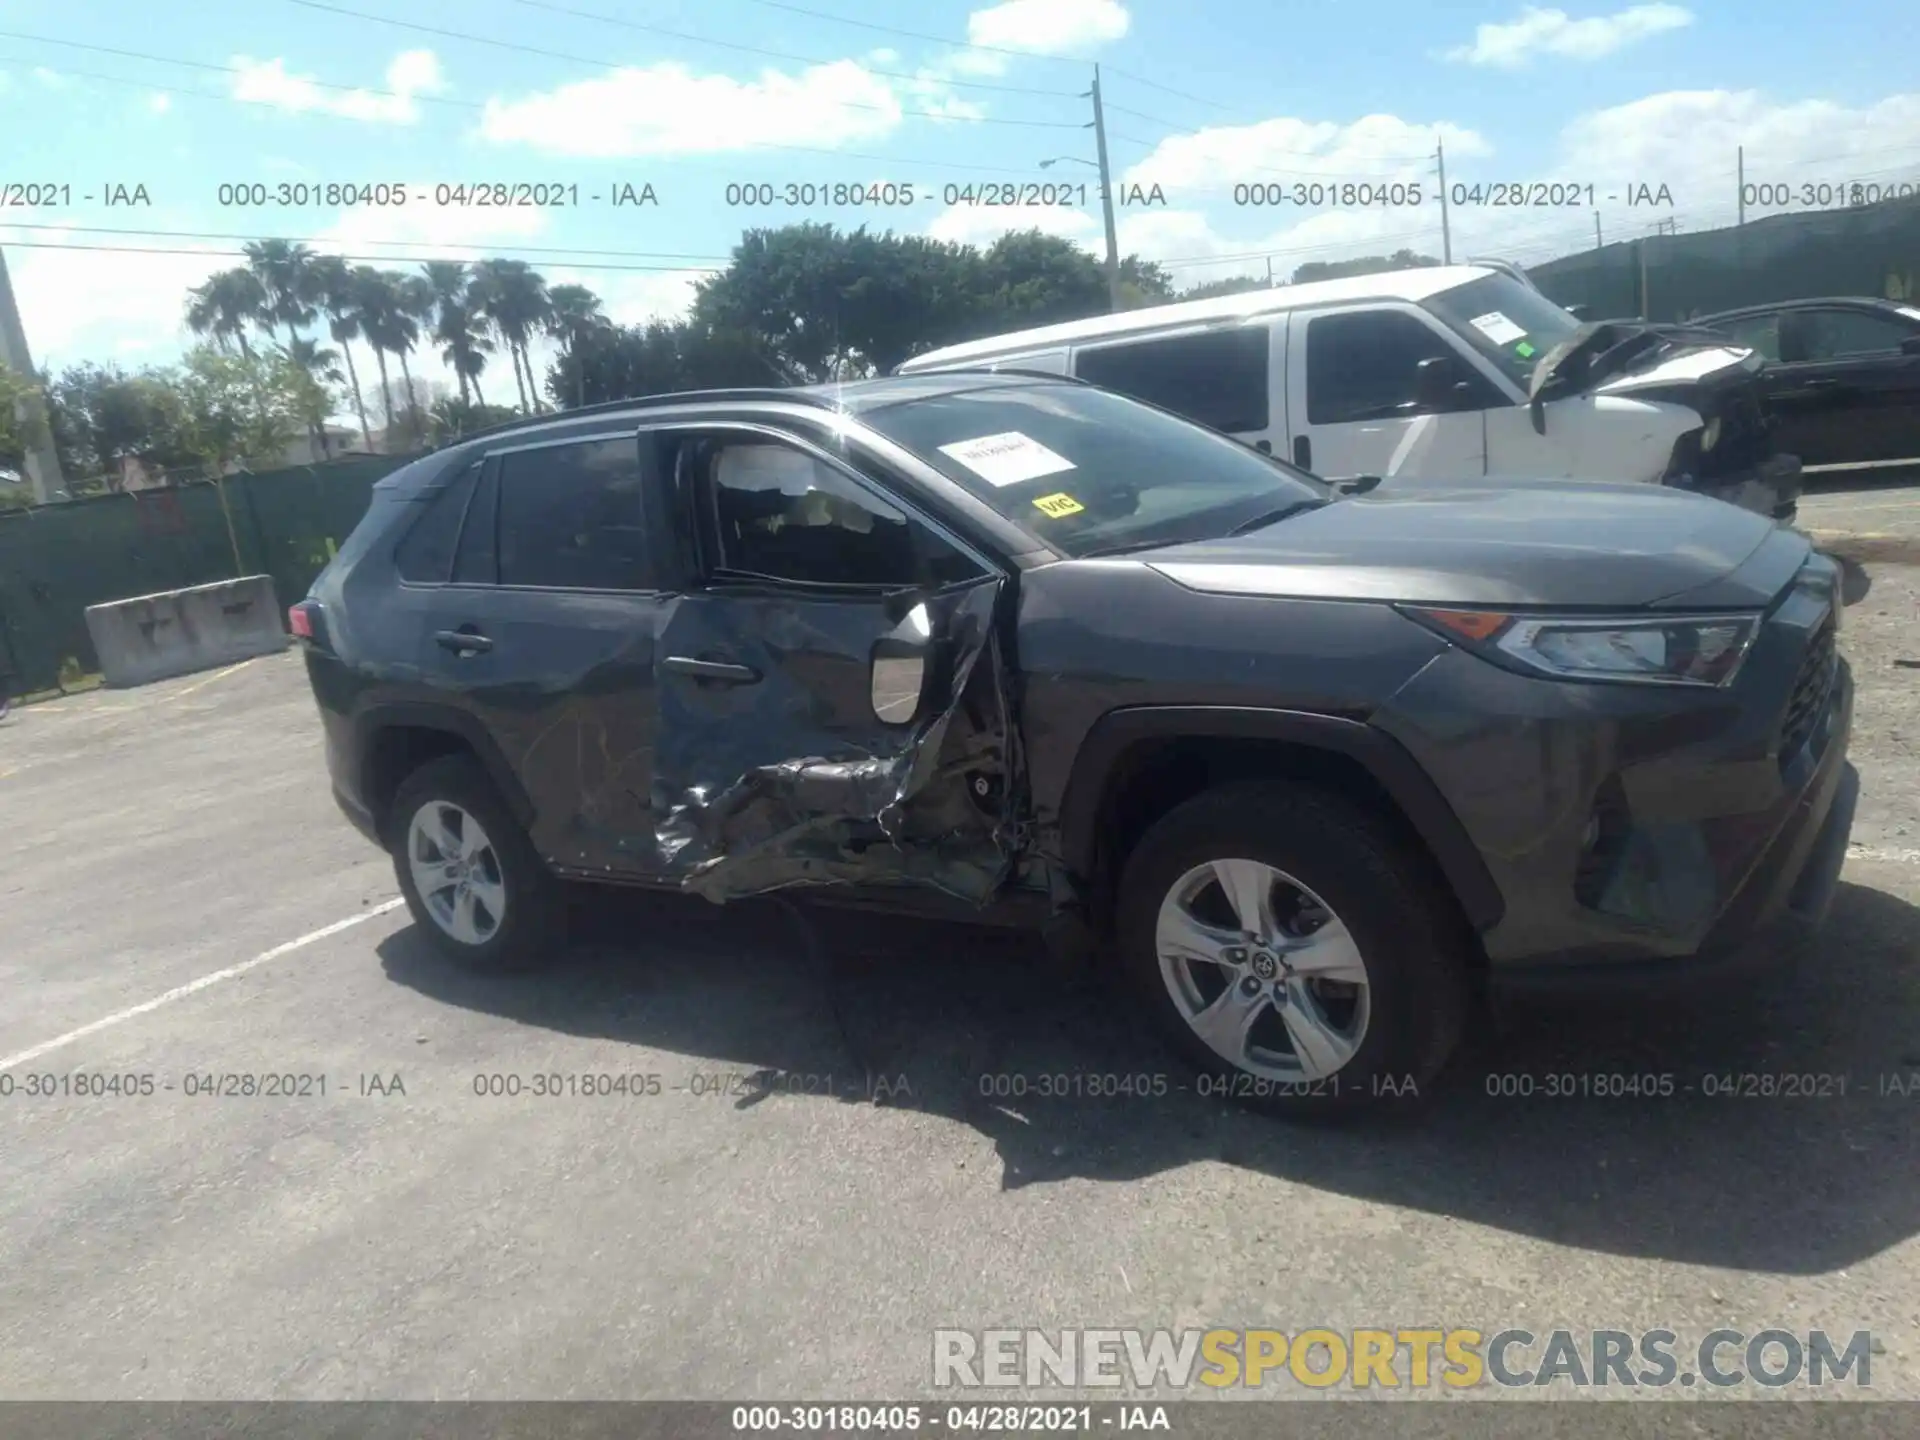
897,264 -> 1498,372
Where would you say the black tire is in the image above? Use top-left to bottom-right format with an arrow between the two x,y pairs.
388,754 -> 564,972
1115,781 -> 1470,1117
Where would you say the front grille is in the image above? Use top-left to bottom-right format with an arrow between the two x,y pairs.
1778,617 -> 1838,769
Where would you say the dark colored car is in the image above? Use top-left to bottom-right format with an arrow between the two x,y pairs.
294,374 -> 1858,1113
1698,297 -> 1920,480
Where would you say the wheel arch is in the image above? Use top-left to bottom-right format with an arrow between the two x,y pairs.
354,703 -> 536,840
1057,706 -> 1504,935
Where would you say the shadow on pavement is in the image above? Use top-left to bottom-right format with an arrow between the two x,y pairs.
379,876 -> 1920,1276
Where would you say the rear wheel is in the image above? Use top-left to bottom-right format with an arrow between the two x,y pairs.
389,755 -> 563,972
1115,781 -> 1469,1115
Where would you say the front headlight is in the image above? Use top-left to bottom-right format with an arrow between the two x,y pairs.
1402,608 -> 1761,687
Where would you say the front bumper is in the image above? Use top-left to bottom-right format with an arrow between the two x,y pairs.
1677,450 -> 1803,525
1376,558 -> 1852,986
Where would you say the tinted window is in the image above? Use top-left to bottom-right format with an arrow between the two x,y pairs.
1073,327 -> 1269,432
497,438 -> 655,590
860,382 -> 1326,560
393,466 -> 477,583
1806,308 -> 1912,358
1716,312 -> 1781,360
692,437 -> 977,588
452,467 -> 498,585
1306,311 -> 1465,425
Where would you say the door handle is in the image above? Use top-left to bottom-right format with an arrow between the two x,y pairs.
1292,436 -> 1312,469
434,629 -> 492,655
663,655 -> 762,685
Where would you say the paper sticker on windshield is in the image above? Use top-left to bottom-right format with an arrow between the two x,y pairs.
1469,310 -> 1528,346
1032,491 -> 1085,518
938,431 -> 1076,488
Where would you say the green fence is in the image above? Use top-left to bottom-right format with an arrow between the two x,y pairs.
1532,195 -> 1920,322
0,454 -> 417,697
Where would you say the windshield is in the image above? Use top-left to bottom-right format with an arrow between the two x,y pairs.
1423,273 -> 1585,388
859,382 -> 1327,558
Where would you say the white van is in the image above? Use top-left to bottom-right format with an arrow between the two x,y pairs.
896,265 -> 1801,520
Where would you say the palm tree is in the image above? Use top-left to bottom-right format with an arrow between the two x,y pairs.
281,336 -> 344,460
311,254 -> 372,450
545,284 -> 607,409
184,269 -> 267,360
242,239 -> 319,350
420,261 -> 493,409
393,271 -> 436,437
348,266 -> 399,446
471,258 -> 551,414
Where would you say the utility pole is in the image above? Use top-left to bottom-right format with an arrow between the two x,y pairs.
0,248 -> 65,505
1435,136 -> 1453,264
1593,210 -> 1603,249
1737,145 -> 1745,227
1265,255 -> 1274,288
1088,65 -> 1122,312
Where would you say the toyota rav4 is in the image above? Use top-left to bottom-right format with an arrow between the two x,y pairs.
294,373 -> 1858,1112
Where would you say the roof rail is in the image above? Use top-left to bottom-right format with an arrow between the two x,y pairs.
887,364 -> 1092,384
446,388 -> 834,447
1463,256 -> 1538,291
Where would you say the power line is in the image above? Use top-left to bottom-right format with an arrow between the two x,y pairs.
277,0 -> 1085,128
0,36 -> 1063,175
501,0 -> 1079,98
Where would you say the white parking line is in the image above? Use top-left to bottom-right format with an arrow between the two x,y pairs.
0,899 -> 405,1073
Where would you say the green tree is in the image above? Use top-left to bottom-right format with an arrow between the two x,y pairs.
280,336 -> 344,459
185,269 -> 268,360
1179,274 -> 1270,302
471,257 -> 551,414
243,238 -> 320,348
421,261 -> 493,408
427,395 -> 518,443
42,361 -> 194,488
310,254 -> 373,450
168,345 -> 303,476
0,363 -> 45,471
544,283 -> 609,408
348,265 -> 402,447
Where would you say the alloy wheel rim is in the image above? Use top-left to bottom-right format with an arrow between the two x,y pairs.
406,801 -> 507,946
1155,858 -> 1370,1082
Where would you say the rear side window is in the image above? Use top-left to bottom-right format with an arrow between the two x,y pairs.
1073,328 -> 1270,432
497,437 -> 656,591
1306,310 -> 1460,425
452,467 -> 498,585
393,466 -> 478,584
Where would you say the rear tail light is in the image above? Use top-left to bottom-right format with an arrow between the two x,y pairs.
288,602 -> 316,639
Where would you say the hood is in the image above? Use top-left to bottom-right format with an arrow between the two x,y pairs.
1141,479 -> 1807,610
1530,320 -> 1759,403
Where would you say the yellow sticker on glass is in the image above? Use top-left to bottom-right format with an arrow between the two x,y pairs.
1033,492 -> 1085,518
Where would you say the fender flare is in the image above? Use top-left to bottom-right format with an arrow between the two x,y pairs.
1057,705 -> 1504,932
353,701 -> 537,833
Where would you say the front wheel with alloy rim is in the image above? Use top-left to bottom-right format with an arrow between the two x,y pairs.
389,755 -> 563,971
1116,781 -> 1469,1115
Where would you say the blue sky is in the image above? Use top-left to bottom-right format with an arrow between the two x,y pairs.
5,0 -> 1919,403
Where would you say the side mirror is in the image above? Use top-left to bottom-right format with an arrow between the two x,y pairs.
1901,335 -> 1920,357
871,602 -> 934,725
1415,355 -> 1472,412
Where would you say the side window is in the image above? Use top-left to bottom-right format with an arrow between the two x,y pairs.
452,466 -> 498,585
690,436 -> 979,588
1073,328 -> 1270,432
393,466 -> 477,584
1716,313 -> 1781,361
496,437 -> 656,591
1306,310 -> 1465,425
1806,308 -> 1911,359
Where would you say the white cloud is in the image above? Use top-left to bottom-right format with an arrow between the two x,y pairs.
1122,113 -> 1488,192
229,49 -> 445,122
925,202 -> 1102,248
32,67 -> 66,88
9,223 -> 226,367
1445,4 -> 1692,67
968,0 -> 1129,52
481,60 -> 906,156
148,93 -> 172,115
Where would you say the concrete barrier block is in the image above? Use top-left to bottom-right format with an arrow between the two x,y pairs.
85,575 -> 289,688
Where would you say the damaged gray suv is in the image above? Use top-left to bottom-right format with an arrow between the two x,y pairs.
295,372 -> 1857,1112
